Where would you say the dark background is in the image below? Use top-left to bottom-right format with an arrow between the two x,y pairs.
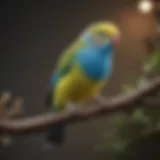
0,0 -> 157,159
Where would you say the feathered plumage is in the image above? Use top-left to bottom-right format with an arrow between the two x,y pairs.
45,21 -> 120,146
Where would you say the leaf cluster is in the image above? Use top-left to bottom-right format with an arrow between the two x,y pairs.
97,50 -> 160,159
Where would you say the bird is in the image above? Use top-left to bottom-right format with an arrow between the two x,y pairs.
45,21 -> 120,147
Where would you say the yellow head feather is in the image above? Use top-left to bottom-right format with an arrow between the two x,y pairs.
86,21 -> 120,38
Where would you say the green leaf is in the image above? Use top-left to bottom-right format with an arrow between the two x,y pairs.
143,50 -> 160,75
132,109 -> 148,122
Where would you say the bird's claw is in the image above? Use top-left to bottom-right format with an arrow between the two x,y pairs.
95,94 -> 107,106
66,102 -> 82,113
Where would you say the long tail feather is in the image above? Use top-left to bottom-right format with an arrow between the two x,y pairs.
46,123 -> 66,146
45,90 -> 66,147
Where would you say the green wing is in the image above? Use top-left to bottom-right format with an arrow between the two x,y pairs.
55,39 -> 85,77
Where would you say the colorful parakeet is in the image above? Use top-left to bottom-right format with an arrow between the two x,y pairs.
45,21 -> 120,146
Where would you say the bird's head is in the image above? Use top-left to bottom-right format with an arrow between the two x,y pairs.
80,21 -> 120,49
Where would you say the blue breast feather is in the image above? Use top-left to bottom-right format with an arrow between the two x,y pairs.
75,45 -> 113,81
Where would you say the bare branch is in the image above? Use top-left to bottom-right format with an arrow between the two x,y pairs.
0,76 -> 160,136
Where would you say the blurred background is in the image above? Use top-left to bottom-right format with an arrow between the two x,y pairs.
0,0 -> 159,159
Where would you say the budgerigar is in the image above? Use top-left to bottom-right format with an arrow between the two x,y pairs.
45,21 -> 120,147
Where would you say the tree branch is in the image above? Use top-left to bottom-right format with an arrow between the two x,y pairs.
0,77 -> 160,136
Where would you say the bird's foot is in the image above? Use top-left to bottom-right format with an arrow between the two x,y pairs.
94,94 -> 107,106
66,102 -> 82,113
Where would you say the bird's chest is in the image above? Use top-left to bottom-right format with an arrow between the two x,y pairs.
64,66 -> 104,101
76,51 -> 112,80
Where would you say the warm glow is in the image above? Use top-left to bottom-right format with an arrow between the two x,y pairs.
138,0 -> 154,13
